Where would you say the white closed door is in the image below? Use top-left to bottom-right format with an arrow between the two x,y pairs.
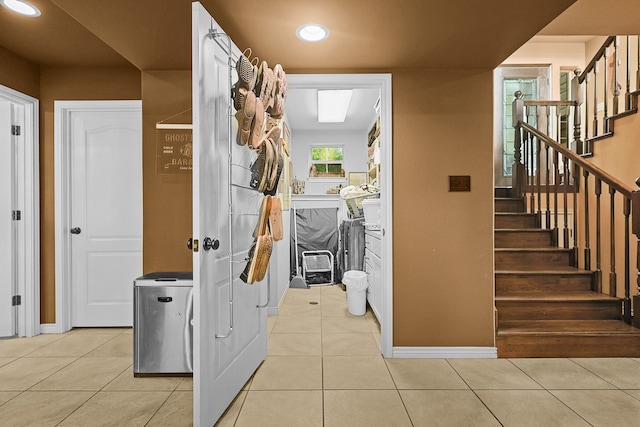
69,102 -> 142,326
192,4 -> 267,426
0,101 -> 16,337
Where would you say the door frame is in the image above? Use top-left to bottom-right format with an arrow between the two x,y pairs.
0,84 -> 39,338
54,100 -> 142,333
493,65 -> 551,187
286,74 -> 393,357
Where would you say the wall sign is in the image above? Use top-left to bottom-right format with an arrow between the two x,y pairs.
156,128 -> 192,174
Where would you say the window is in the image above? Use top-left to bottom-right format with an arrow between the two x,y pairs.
309,146 -> 343,178
502,78 -> 538,176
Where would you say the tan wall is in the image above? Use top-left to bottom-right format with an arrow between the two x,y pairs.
141,71 -> 193,274
39,66 -> 141,322
585,111 -> 640,300
392,69 -> 495,347
0,47 -> 39,98
3,59 -> 497,346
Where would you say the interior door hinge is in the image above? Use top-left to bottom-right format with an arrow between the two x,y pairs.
12,295 -> 21,306
12,210 -> 21,221
11,125 -> 20,136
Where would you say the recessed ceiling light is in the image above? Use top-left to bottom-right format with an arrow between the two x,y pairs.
1,0 -> 41,16
296,24 -> 329,42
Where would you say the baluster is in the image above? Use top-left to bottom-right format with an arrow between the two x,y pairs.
637,36 -> 640,91
546,144 -> 551,230
563,156 -> 569,249
609,187 -> 617,297
524,127 -> 529,211
585,72 -> 590,145
633,182 -> 640,328
594,62 -> 599,136
626,36 -> 632,111
604,46 -> 610,131
596,178 -> 603,293
546,104 -> 552,141
536,137 -> 542,220
624,196 -> 631,324
556,105 -> 561,143
573,163 -> 579,267
529,133 -> 535,214
553,150 -> 560,246
583,170 -> 591,271
613,37 -> 620,116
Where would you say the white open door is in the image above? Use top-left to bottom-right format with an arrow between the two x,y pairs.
0,101 -> 16,337
192,3 -> 268,426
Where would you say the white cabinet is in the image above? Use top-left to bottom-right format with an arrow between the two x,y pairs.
364,229 -> 382,323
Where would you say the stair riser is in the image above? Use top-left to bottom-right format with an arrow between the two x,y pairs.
495,274 -> 594,293
495,214 -> 538,229
496,301 -> 621,321
495,188 -> 514,198
497,334 -> 640,358
495,251 -> 573,269
495,199 -> 525,213
495,231 -> 554,248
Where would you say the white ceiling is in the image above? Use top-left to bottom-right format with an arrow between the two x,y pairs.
285,87 -> 380,133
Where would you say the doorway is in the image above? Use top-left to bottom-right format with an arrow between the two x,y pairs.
494,65 -> 551,187
54,100 -> 142,332
286,74 -> 393,357
0,84 -> 39,338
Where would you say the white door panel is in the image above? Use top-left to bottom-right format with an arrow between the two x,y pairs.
0,102 -> 15,337
192,4 -> 267,426
70,108 -> 142,327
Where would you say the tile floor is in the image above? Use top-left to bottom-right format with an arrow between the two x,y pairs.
2,284 -> 640,426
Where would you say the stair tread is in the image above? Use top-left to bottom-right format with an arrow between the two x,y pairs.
498,320 -> 640,335
496,291 -> 620,302
495,212 -> 537,216
496,267 -> 589,275
495,247 -> 572,252
495,228 -> 552,232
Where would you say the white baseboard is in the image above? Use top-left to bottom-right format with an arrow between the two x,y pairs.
392,346 -> 497,359
40,323 -> 66,334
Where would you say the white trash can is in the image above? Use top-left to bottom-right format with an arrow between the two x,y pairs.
342,270 -> 368,316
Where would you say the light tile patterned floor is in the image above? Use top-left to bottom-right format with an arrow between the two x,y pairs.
2,284 -> 640,426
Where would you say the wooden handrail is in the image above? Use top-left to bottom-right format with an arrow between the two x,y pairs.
578,36 -> 616,84
518,121 -> 634,198
524,100 -> 576,107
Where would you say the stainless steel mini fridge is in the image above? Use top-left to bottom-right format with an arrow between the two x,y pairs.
133,272 -> 193,376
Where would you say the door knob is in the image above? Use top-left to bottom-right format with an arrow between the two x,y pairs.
70,227 -> 81,235
203,237 -> 220,251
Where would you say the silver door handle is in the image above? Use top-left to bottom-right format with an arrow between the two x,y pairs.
70,227 -> 81,235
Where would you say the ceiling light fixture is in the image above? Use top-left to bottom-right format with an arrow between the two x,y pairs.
1,0 -> 41,16
318,90 -> 353,123
296,23 -> 329,42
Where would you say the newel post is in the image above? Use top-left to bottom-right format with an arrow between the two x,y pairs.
631,178 -> 640,328
512,91 -> 525,198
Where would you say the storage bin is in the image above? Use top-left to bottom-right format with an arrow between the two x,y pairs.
362,198 -> 381,227
344,192 -> 380,218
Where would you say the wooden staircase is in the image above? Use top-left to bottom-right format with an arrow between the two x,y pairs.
494,187 -> 640,357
